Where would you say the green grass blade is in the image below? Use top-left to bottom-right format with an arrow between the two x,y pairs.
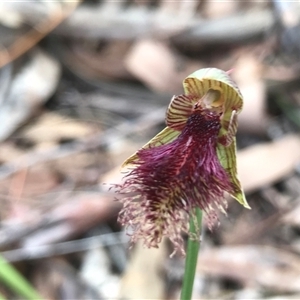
0,255 -> 42,300
0,291 -> 7,300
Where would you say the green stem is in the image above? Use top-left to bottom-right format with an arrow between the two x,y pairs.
180,208 -> 202,300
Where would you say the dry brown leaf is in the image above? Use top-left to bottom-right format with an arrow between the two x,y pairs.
125,39 -> 178,93
202,1 -> 239,19
64,40 -> 133,81
0,165 -> 60,209
23,193 -> 120,247
125,39 -> 202,94
13,166 -> 59,199
0,49 -> 61,141
232,53 -> 267,134
22,112 -> 95,146
0,142 -> 25,163
283,202 -> 300,227
119,240 -> 167,300
238,135 -> 300,193
198,245 -> 300,292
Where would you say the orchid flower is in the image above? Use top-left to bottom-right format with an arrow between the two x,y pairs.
115,68 -> 250,256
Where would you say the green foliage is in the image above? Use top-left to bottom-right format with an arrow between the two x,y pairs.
0,255 -> 43,300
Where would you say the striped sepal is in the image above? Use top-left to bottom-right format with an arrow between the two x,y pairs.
166,95 -> 195,130
217,138 -> 250,208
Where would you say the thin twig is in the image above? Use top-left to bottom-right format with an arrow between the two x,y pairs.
1,232 -> 127,262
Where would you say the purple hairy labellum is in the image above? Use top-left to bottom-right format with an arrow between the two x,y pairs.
114,68 -> 250,256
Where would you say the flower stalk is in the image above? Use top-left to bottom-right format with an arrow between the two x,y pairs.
181,208 -> 202,300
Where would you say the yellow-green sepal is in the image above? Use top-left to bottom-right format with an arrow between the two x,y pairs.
122,126 -> 180,168
216,138 -> 250,209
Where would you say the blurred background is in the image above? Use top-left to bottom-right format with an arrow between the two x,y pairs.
0,0 -> 300,299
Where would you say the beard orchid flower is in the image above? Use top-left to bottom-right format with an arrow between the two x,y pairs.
115,68 -> 250,256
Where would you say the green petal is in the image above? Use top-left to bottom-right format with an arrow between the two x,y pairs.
122,126 -> 180,168
166,95 -> 195,130
217,138 -> 250,209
